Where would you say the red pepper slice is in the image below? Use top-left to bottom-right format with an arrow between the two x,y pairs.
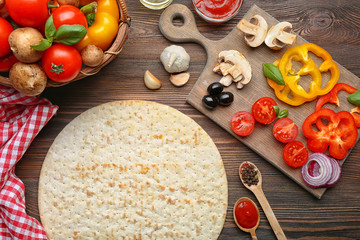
302,108 -> 358,159
315,83 -> 360,127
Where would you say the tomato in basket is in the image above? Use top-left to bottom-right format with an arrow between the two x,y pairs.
42,44 -> 82,83
0,17 -> 13,58
52,5 -> 88,29
6,0 -> 49,28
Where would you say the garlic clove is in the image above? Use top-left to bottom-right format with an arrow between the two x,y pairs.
169,72 -> 190,87
144,70 -> 162,90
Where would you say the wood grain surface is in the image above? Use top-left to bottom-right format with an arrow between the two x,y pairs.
159,3 -> 360,199
13,0 -> 360,239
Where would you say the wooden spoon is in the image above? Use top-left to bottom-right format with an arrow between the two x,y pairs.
239,161 -> 287,240
233,197 -> 260,240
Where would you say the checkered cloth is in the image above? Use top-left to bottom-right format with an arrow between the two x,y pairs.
0,85 -> 58,239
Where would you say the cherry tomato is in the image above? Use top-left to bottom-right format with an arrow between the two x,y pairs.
0,17 -> 13,58
0,53 -> 19,72
42,44 -> 82,83
283,141 -> 309,168
273,118 -> 299,143
231,111 -> 255,137
251,97 -> 277,124
52,5 -> 88,29
6,0 -> 49,28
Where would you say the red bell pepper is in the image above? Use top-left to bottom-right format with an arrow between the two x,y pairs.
315,83 -> 360,127
302,108 -> 358,159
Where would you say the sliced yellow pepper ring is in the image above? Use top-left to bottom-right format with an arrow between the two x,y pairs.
278,43 -> 339,100
267,60 -> 316,106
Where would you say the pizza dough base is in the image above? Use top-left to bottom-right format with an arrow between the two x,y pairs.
38,100 -> 228,239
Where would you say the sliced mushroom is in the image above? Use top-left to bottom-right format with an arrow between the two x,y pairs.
237,15 -> 268,47
265,22 -> 297,50
215,50 -> 252,89
219,75 -> 233,87
218,62 -> 234,76
222,51 -> 252,86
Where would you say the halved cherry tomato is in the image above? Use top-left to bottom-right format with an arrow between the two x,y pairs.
283,141 -> 309,168
42,44 -> 82,83
231,111 -> 255,137
252,97 -> 277,124
52,5 -> 88,29
273,118 -> 298,143
0,17 -> 13,58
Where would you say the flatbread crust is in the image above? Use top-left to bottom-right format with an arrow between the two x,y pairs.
38,100 -> 228,239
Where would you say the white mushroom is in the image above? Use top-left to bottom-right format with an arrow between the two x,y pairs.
265,22 -> 297,50
160,45 -> 190,73
237,15 -> 268,47
214,50 -> 252,89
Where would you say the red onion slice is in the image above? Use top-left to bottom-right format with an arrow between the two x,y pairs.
324,157 -> 342,187
301,153 -> 332,188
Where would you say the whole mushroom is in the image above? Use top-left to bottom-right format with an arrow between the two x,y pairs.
160,45 -> 190,73
8,27 -> 43,63
9,62 -> 47,96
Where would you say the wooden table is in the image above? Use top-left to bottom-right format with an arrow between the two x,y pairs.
16,0 -> 360,239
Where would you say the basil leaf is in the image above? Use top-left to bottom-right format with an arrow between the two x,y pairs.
45,16 -> 56,39
278,109 -> 289,119
263,63 -> 285,85
54,24 -> 87,45
31,38 -> 52,51
273,105 -> 280,116
348,90 -> 360,107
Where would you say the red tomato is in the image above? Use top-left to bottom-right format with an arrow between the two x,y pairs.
251,97 -> 277,124
231,111 -> 255,137
0,17 -> 13,58
283,141 -> 309,168
273,118 -> 299,143
42,44 -> 82,83
0,53 -> 19,72
52,5 -> 88,29
6,0 -> 49,28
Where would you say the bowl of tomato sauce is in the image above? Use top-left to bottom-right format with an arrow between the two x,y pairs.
192,0 -> 243,23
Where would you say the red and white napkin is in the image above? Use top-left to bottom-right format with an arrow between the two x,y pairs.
0,85 -> 58,239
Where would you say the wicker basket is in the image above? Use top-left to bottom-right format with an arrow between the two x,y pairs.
0,0 -> 130,88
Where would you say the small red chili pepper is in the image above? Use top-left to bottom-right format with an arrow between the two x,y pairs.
315,83 -> 360,127
302,108 -> 358,159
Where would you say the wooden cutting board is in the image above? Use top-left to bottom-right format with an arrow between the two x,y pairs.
159,4 -> 360,199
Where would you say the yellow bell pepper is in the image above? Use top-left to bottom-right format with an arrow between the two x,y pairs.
279,43 -> 339,99
267,60 -> 317,106
267,43 -> 339,106
76,0 -> 119,51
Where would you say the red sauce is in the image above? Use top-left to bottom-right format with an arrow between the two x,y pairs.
194,0 -> 242,20
234,200 -> 258,229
